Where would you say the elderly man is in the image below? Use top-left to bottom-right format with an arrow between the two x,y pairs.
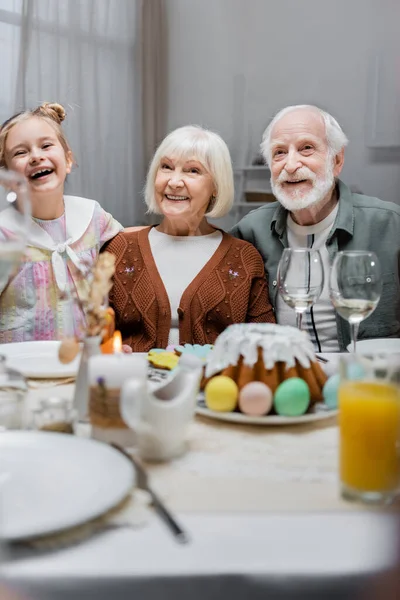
231,104 -> 400,351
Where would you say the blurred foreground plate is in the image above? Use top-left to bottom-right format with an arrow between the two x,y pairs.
0,431 -> 134,541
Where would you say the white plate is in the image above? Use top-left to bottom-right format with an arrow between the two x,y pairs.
346,338 -> 400,354
0,431 -> 134,541
196,397 -> 337,426
195,353 -> 341,426
0,341 -> 81,378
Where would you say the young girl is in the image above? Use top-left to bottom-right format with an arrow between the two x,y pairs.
0,102 -> 123,343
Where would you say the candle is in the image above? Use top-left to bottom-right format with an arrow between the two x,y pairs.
89,352 -> 147,389
88,352 -> 148,446
100,330 -> 122,354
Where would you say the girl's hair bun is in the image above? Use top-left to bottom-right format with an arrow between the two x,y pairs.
36,102 -> 66,124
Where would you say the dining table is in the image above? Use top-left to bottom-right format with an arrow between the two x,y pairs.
1,352 -> 399,600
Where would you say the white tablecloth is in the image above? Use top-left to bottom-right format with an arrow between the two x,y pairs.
1,359 -> 399,599
2,513 -> 398,599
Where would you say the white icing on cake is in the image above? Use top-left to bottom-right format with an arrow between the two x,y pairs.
204,323 -> 316,378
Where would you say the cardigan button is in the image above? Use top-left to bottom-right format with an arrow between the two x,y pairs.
273,280 -> 277,287
177,307 -> 184,318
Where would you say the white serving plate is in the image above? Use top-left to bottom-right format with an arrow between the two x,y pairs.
0,341 -> 81,378
196,397 -> 337,425
347,338 -> 400,354
195,353 -> 340,426
0,431 -> 134,541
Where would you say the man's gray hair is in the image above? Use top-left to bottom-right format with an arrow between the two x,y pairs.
260,105 -> 349,168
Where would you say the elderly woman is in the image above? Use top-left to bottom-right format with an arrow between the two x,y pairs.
104,125 -> 275,351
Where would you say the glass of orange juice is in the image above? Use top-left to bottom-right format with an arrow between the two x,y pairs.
339,354 -> 400,505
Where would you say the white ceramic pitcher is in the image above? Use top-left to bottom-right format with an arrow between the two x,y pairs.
120,354 -> 203,461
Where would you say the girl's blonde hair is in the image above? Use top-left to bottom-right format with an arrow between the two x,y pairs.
144,125 -> 234,219
0,102 -> 72,167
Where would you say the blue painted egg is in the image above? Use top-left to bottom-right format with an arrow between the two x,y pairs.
348,363 -> 365,381
323,364 -> 365,410
323,374 -> 340,409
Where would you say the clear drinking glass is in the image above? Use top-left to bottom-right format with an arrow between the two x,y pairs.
277,248 -> 324,330
0,169 -> 31,290
339,354 -> 400,505
31,397 -> 77,434
329,251 -> 382,353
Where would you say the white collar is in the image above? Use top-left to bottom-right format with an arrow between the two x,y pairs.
0,195 -> 96,292
27,195 -> 95,249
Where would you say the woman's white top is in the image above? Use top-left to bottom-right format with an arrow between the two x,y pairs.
149,228 -> 223,345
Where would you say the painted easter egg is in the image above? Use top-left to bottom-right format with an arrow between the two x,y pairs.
323,363 -> 365,409
348,363 -> 365,380
238,382 -> 273,416
205,376 -> 238,412
274,378 -> 310,417
323,374 -> 340,409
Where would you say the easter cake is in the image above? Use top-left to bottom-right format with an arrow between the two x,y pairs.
202,323 -> 328,417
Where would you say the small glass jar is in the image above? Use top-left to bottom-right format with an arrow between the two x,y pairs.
31,397 -> 77,434
0,355 -> 27,430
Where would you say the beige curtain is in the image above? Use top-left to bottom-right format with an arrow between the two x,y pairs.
141,0 -> 168,224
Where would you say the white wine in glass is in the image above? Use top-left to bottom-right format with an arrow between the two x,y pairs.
277,248 -> 324,330
329,251 -> 382,353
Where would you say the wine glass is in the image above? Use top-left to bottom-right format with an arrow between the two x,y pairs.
0,169 -> 30,559
277,248 -> 324,330
329,251 -> 382,353
0,169 -> 31,288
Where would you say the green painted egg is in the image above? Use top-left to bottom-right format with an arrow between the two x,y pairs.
274,378 -> 310,417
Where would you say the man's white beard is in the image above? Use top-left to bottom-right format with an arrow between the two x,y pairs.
271,160 -> 335,212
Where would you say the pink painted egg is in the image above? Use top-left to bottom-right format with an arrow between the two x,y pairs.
238,382 -> 273,416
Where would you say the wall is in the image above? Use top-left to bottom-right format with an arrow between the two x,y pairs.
165,0 -> 400,228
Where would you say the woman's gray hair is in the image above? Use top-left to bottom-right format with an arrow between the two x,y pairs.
260,105 -> 349,167
144,125 -> 234,218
